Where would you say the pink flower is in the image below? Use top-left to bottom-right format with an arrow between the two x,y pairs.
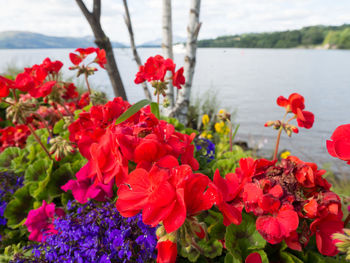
24,200 -> 64,242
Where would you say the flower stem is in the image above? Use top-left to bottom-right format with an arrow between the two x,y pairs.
84,72 -> 92,94
157,92 -> 160,105
27,122 -> 53,160
60,102 -> 74,121
273,111 -> 288,161
227,120 -> 233,152
345,214 -> 350,227
34,113 -> 53,138
12,90 -> 18,103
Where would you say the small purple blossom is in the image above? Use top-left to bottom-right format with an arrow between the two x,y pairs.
25,201 -> 157,263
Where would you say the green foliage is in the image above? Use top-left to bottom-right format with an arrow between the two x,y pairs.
211,145 -> 250,175
115,99 -> 151,125
198,24 -> 350,49
0,128 -> 84,252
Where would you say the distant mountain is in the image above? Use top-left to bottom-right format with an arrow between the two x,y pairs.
0,31 -> 126,49
198,24 -> 350,49
139,35 -> 186,47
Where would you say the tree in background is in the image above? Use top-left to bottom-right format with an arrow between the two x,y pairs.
75,0 -> 127,100
162,0 -> 175,111
169,0 -> 201,123
122,0 -> 152,101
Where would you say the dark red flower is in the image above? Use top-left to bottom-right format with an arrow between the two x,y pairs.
327,124 -> 350,164
156,240 -> 177,263
209,170 -> 244,226
172,67 -> 185,89
296,110 -> 314,129
256,204 -> 299,244
310,214 -> 343,256
0,76 -> 12,98
245,252 -> 262,263
69,53 -> 83,65
94,48 -> 107,68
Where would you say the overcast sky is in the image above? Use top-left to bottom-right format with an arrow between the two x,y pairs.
1,0 -> 350,44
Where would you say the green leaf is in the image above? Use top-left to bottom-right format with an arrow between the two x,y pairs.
180,246 -> 200,262
0,147 -> 21,170
24,159 -> 53,182
115,99 -> 151,125
280,252 -> 304,263
4,184 -> 35,228
46,163 -> 74,197
224,252 -> 242,263
150,102 -> 160,119
53,119 -> 65,134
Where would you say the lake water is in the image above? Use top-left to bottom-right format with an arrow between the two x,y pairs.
1,48 -> 350,172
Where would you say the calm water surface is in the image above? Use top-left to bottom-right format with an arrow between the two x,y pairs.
1,48 -> 350,171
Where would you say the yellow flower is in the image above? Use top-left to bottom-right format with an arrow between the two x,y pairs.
219,109 -> 225,115
281,151 -> 291,159
200,131 -> 207,138
202,114 -> 210,126
215,121 -> 229,135
207,134 -> 213,139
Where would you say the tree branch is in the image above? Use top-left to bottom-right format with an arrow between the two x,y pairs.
75,0 -> 92,20
122,0 -> 152,101
93,0 -> 101,21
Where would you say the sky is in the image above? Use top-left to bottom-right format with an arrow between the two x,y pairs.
0,0 -> 350,44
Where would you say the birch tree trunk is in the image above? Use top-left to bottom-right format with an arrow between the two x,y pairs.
162,0 -> 175,110
169,0 -> 201,123
75,0 -> 127,100
122,0 -> 152,101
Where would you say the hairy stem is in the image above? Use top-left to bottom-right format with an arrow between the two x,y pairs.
273,111 -> 288,161
84,72 -> 92,94
227,120 -> 233,152
27,122 -> 53,160
34,113 -> 53,138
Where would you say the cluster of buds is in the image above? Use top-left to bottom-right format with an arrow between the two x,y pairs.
264,120 -> 298,137
90,90 -> 107,105
49,136 -> 75,161
333,229 -> 350,260
217,109 -> 231,122
6,98 -> 36,124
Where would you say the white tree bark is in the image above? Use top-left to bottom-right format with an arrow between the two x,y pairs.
162,0 -> 174,111
169,0 -> 201,123
122,0 -> 152,101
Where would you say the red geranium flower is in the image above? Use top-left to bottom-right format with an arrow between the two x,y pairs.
41,58 -> 63,74
172,67 -> 185,89
327,124 -> 350,164
310,214 -> 344,256
94,48 -> 107,68
256,204 -> 299,244
156,240 -> 177,263
245,252 -> 262,263
0,76 -> 12,98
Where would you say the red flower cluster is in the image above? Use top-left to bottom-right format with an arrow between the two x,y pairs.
277,93 -> 314,129
117,156 -> 213,233
69,47 -> 107,69
238,156 -> 343,256
0,124 -> 30,152
24,200 -> 65,242
11,58 -> 62,98
65,98 -> 199,206
135,55 -> 185,89
327,124 -> 350,164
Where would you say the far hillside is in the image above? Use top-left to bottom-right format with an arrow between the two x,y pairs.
198,24 -> 350,49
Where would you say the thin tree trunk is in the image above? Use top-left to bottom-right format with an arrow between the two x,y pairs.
75,0 -> 127,100
122,0 -> 152,101
169,0 -> 201,123
162,0 -> 174,111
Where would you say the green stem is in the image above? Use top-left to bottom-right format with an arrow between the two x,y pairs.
227,120 -> 233,152
157,92 -> 160,105
272,111 -> 288,161
12,89 -> 18,103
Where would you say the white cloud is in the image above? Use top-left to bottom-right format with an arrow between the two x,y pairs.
0,0 -> 349,44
